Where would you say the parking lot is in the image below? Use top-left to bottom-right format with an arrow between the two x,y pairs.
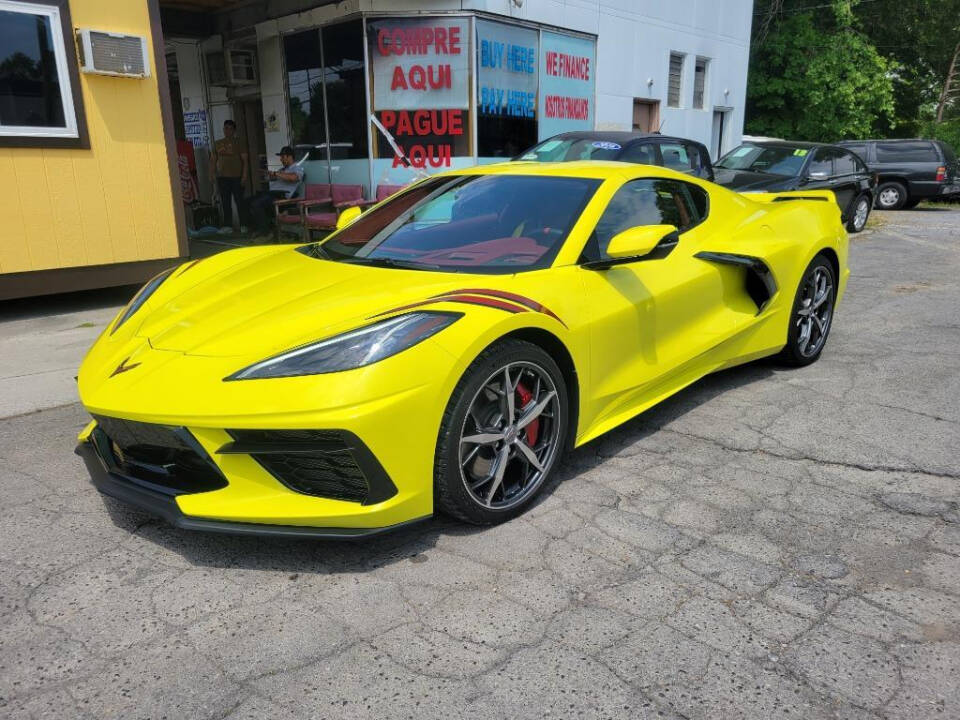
1,208 -> 958,719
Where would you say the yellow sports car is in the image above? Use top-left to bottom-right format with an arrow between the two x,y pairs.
76,162 -> 848,537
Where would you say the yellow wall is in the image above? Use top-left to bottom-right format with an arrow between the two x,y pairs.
0,0 -> 180,276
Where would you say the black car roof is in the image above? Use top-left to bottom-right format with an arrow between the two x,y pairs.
550,131 -> 704,146
837,138 -> 936,144
742,140 -> 828,150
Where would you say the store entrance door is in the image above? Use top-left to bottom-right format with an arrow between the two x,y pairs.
711,108 -> 731,159
236,98 -> 267,195
633,99 -> 660,133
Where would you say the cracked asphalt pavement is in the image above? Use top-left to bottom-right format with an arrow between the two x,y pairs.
1,208 -> 959,719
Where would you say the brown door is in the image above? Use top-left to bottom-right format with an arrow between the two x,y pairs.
633,99 -> 660,133
236,99 -> 267,193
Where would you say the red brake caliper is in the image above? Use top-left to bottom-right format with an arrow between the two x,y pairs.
515,382 -> 539,446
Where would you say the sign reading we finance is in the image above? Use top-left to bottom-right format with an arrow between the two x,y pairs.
538,31 -> 595,139
368,17 -> 470,168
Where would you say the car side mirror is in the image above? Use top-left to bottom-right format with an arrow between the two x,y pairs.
336,205 -> 363,230
583,224 -> 679,270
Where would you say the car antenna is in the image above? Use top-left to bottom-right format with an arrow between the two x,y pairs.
655,118 -> 665,135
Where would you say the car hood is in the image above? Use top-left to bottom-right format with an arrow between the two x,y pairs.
133,247 -> 478,359
713,168 -> 799,192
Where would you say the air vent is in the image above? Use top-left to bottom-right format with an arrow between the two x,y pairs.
76,29 -> 150,78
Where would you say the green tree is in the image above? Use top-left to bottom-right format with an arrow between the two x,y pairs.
855,0 -> 960,135
747,0 -> 896,141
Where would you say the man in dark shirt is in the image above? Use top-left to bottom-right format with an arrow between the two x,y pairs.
210,119 -> 249,233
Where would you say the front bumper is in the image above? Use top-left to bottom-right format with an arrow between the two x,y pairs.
76,438 -> 429,539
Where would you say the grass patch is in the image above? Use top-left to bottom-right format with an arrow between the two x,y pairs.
865,212 -> 887,230
75,322 -> 97,328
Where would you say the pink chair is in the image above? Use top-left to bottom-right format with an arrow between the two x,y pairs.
275,183 -> 330,241
374,184 -> 407,202
302,184 -> 365,239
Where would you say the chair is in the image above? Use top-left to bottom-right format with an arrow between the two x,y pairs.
374,184 -> 407,202
302,184 -> 366,240
275,183 -> 330,241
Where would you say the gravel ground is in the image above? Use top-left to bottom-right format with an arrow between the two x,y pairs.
1,208 -> 958,719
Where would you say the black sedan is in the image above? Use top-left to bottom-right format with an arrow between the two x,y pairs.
714,141 -> 875,233
516,131 -> 714,181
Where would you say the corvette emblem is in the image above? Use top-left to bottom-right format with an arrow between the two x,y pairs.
110,356 -> 141,378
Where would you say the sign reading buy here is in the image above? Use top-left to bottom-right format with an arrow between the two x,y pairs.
369,18 -> 470,168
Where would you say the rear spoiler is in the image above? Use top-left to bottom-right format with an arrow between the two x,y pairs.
742,189 -> 836,204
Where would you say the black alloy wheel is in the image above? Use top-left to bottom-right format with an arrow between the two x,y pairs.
435,339 -> 568,525
778,255 -> 837,367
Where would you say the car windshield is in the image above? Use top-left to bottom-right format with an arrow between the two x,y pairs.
716,144 -> 809,176
302,174 -> 602,273
517,137 -> 624,162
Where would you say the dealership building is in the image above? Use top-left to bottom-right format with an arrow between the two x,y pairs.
0,0 -> 753,298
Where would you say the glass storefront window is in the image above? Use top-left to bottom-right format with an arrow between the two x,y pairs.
321,21 -> 367,160
284,29 -> 326,150
538,31 -> 595,140
476,19 -> 538,158
284,20 -> 369,188
367,17 -> 471,171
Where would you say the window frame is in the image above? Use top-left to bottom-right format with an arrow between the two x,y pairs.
579,176 -> 710,263
667,52 -> 685,109
0,0 -> 88,148
692,56 -> 708,110
807,148 -> 836,178
832,149 -> 859,177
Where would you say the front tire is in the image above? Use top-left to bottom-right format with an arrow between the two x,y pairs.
434,339 -> 568,525
875,181 -> 907,210
846,193 -> 871,233
777,255 -> 837,367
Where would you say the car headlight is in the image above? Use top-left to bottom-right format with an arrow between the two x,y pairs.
226,311 -> 462,380
110,267 -> 176,334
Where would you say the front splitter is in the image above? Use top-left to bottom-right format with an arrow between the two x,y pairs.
75,441 -> 430,540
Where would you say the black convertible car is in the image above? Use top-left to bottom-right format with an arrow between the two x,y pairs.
714,141 -> 876,233
516,131 -> 715,181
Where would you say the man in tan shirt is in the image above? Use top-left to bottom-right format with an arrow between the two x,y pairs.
210,119 -> 249,232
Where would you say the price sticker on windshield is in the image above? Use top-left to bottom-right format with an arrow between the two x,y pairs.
592,141 -> 621,150
793,149 -> 809,156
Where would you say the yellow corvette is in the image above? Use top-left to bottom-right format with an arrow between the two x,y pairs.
76,162 -> 848,537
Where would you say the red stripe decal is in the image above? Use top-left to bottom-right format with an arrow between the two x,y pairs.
442,294 -> 528,314
371,290 -> 564,323
433,288 -> 566,327
370,295 -> 528,319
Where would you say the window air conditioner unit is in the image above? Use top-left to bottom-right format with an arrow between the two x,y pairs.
76,29 -> 150,78
206,49 -> 258,86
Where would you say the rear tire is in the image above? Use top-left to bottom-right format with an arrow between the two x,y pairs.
777,255 -> 837,367
434,339 -> 568,525
846,193 -> 871,233
875,181 -> 907,210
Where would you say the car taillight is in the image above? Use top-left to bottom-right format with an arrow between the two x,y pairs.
936,166 -> 946,182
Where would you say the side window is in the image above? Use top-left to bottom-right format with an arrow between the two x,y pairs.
876,141 -> 939,163
685,182 -> 708,221
833,150 -> 857,176
844,144 -> 869,162
807,149 -> 834,178
659,142 -> 691,172
619,142 -> 657,165
592,179 -> 704,256
685,143 -> 708,174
